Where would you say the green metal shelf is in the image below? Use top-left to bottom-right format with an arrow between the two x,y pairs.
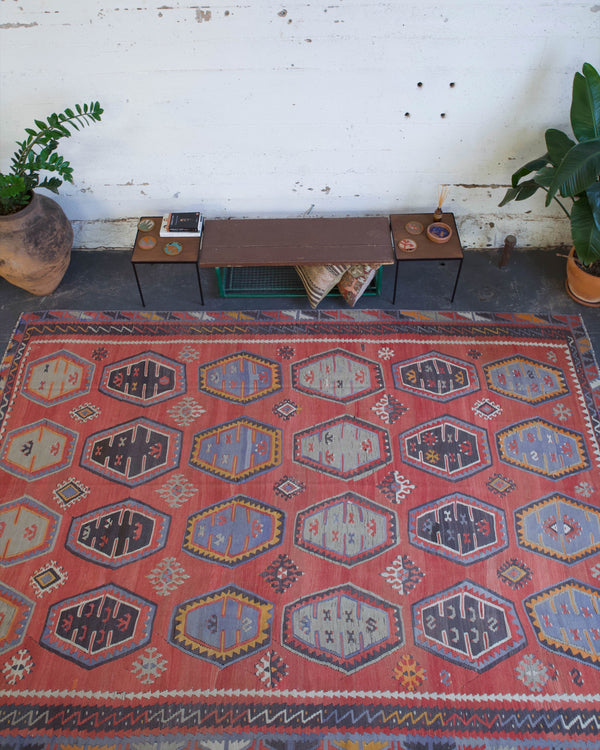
215,265 -> 382,298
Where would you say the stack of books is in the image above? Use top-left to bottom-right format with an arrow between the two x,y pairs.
160,212 -> 203,238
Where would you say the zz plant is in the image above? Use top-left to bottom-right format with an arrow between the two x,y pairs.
499,63 -> 600,271
0,101 -> 103,215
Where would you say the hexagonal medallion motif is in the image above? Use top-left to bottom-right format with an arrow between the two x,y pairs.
169,585 -> 273,667
282,584 -> 403,673
515,493 -> 600,563
198,351 -> 282,404
40,584 -> 156,668
293,416 -> 391,480
295,492 -> 397,566
484,355 -> 569,404
0,419 -> 77,481
22,349 -> 94,406
81,418 -> 182,487
399,416 -> 491,481
391,351 -> 479,402
413,580 -> 526,672
184,496 -> 285,566
496,419 -> 589,480
66,499 -> 170,568
100,351 -> 186,406
189,417 -> 281,482
291,348 -> 383,402
0,496 -> 61,566
525,580 -> 600,669
409,493 -> 508,564
0,582 -> 34,655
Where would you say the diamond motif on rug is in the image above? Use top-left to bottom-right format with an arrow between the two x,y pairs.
282,584 -> 403,673
515,493 -> 600,563
99,351 -> 186,406
408,493 -> 508,564
524,580 -> 600,669
169,585 -> 273,667
0,497 -> 61,566
412,580 -> 526,672
0,583 -> 34,655
293,416 -> 391,479
291,348 -> 383,402
81,418 -> 182,486
40,584 -> 156,668
184,496 -> 285,566
496,418 -> 590,479
21,349 -> 94,406
399,416 -> 492,481
391,351 -> 479,402
66,499 -> 170,568
484,355 -> 569,404
0,419 -> 77,480
295,492 -> 397,566
198,351 -> 282,403
189,417 -> 282,482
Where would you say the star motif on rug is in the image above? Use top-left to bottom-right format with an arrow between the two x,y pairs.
2,649 -> 34,685
155,473 -> 197,507
381,554 -> 424,594
273,475 -> 305,499
167,396 -> 206,426
515,654 -> 550,693
147,556 -> 189,596
377,470 -> 415,503
255,649 -> 288,688
52,477 -> 90,509
393,654 -> 426,690
131,646 -> 168,685
261,554 -> 303,593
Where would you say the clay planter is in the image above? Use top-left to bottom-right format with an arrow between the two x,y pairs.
566,247 -> 600,307
0,192 -> 73,295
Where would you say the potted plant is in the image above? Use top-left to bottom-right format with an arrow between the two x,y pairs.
0,101 -> 103,295
499,62 -> 600,305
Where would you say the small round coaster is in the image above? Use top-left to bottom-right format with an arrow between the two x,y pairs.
427,222 -> 452,243
405,221 -> 423,235
164,241 -> 183,256
398,238 -> 418,253
138,235 -> 156,250
137,219 -> 155,232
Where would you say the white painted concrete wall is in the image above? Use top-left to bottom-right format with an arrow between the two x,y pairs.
1,1 -> 598,249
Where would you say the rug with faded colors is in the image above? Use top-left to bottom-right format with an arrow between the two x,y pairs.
0,310 -> 599,750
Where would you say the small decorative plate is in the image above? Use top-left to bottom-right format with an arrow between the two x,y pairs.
405,221 -> 423,235
164,241 -> 183,256
398,238 -> 418,253
138,235 -> 157,250
426,222 -> 452,243
137,219 -> 155,232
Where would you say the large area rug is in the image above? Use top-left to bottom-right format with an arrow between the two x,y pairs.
0,309 -> 599,750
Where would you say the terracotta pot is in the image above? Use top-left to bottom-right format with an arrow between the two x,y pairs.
565,247 -> 600,306
0,192 -> 73,295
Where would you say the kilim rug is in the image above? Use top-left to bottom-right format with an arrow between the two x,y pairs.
0,309 -> 599,750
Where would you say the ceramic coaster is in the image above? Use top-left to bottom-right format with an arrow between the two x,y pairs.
138,235 -> 157,250
405,221 -> 423,235
137,218 -> 155,231
164,241 -> 183,256
426,222 -> 452,243
398,238 -> 418,253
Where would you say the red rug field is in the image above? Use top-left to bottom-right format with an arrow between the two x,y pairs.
0,310 -> 599,749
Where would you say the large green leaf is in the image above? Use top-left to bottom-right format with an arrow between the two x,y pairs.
586,182 -> 600,232
498,180 -> 542,206
510,155 -> 549,187
571,193 -> 600,265
571,63 -> 600,142
545,137 -> 600,203
545,128 -> 575,166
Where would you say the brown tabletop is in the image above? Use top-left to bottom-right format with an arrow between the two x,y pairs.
199,217 -> 394,267
390,212 -> 463,261
131,217 -> 200,263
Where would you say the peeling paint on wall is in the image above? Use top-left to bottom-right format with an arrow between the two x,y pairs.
0,22 -> 38,29
195,8 -> 212,22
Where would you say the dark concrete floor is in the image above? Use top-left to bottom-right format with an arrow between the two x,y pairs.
1,247 -> 599,360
